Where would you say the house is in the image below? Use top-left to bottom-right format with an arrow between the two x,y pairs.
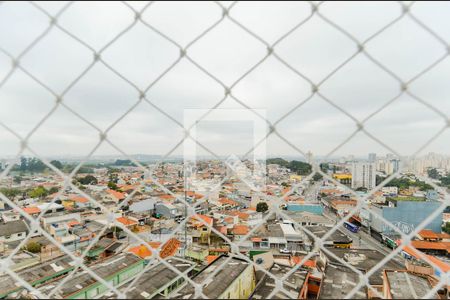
154,202 -> 179,219
305,225 -> 352,249
63,195 -> 91,209
173,255 -> 256,299
0,219 -> 29,243
319,263 -> 367,299
232,224 -> 249,242
250,252 -> 309,299
37,202 -> 65,214
117,257 -> 196,299
217,198 -> 240,210
0,255 -> 75,298
320,248 -> 404,297
189,214 -> 213,245
116,216 -> 139,231
383,270 -> 438,299
129,198 -> 156,214
104,189 -> 126,203
1,211 -> 20,223
40,253 -> 145,299
22,206 -> 41,217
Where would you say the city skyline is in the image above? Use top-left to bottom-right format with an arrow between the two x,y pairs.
1,1 -> 450,157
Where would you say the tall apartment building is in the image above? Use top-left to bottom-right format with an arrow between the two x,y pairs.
368,153 -> 377,163
384,159 -> 400,175
351,162 -> 376,190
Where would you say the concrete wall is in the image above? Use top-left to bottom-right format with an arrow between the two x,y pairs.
218,264 -> 256,299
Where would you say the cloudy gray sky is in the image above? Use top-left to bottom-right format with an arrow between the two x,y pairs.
0,1 -> 449,160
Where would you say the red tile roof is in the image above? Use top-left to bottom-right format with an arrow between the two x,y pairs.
191,214 -> 213,227
232,224 -> 249,235
206,255 -> 219,265
22,206 -> 41,215
159,194 -> 175,200
70,196 -> 89,203
116,217 -> 138,226
107,189 -> 125,200
411,240 -> 450,251
67,220 -> 81,227
227,211 -> 249,221
129,244 -> 153,258
218,198 -> 239,206
418,229 -> 440,240
186,191 -> 204,199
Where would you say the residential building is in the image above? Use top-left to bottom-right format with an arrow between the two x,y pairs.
173,255 -> 256,299
351,162 -> 376,190
0,219 -> 29,244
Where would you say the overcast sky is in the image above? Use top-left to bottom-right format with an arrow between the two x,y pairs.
0,1 -> 449,160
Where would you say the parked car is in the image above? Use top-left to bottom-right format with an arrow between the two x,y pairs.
279,248 -> 291,254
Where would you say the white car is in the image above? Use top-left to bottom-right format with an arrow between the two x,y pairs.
279,248 -> 291,254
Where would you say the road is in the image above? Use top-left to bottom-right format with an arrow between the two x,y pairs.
322,209 -> 405,265
303,181 -> 321,203
303,181 -> 406,264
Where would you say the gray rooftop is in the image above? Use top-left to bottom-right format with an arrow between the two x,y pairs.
129,198 -> 156,213
0,220 -> 28,236
319,263 -> 367,299
250,264 -> 308,299
324,248 -> 404,285
47,253 -> 142,298
122,257 -> 195,299
280,211 -> 333,226
0,255 -> 74,296
386,271 -> 437,299
173,255 -> 250,299
305,225 -> 352,244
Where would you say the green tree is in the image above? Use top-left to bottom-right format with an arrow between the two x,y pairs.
312,173 -> 323,182
48,187 -> 59,195
443,222 -> 450,234
26,241 -> 42,253
50,160 -> 63,170
13,175 -> 22,184
266,158 -> 289,167
0,188 -> 22,198
114,159 -> 133,166
29,186 -> 48,198
108,181 -> 119,191
440,174 -> 450,187
256,202 -> 269,213
288,160 -> 312,175
427,168 -> 440,180
78,175 -> 98,185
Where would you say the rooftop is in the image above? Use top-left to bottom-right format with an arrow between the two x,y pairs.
0,219 -> 29,236
323,248 -> 404,286
319,263 -> 366,299
250,264 -> 308,299
385,270 -> 437,299
0,255 -> 74,297
47,253 -> 142,298
305,225 -> 352,245
173,255 -> 249,299
123,257 -> 195,299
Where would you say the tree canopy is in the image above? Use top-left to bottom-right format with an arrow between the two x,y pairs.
266,158 -> 313,175
256,202 -> 269,213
